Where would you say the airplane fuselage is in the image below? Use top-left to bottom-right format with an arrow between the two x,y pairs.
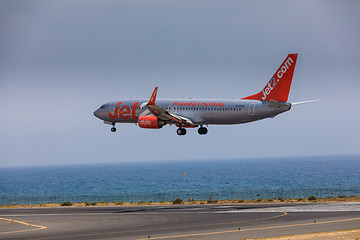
94,98 -> 291,125
94,54 -> 299,135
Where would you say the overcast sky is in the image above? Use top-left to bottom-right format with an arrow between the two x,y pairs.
1,0 -> 359,167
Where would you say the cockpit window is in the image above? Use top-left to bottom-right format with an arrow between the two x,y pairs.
100,105 -> 106,109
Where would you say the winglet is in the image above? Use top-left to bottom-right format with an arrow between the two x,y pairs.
148,87 -> 158,105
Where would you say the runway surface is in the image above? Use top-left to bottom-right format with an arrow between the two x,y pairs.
1,203 -> 360,240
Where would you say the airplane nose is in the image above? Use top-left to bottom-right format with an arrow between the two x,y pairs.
93,109 -> 101,119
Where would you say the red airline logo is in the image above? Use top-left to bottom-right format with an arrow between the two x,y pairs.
109,102 -> 139,120
242,54 -> 297,102
261,56 -> 294,100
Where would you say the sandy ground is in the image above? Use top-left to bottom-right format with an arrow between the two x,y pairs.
252,229 -> 360,240
1,196 -> 359,208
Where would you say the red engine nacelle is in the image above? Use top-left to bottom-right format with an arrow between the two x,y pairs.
138,116 -> 165,129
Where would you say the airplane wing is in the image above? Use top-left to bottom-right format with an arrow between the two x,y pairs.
145,87 -> 198,127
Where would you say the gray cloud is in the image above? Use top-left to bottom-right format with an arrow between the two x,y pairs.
1,0 -> 359,166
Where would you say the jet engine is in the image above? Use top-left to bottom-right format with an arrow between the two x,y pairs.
138,116 -> 165,129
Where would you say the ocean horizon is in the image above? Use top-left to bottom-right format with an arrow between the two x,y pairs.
1,155 -> 359,199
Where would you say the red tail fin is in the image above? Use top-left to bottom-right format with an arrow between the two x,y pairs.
242,54 -> 298,102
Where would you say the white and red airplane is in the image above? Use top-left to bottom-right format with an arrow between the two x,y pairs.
94,53 -> 316,135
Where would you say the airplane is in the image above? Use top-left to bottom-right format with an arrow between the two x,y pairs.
94,53 -> 317,136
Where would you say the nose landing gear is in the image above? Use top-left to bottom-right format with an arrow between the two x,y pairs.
111,123 -> 116,132
198,126 -> 208,135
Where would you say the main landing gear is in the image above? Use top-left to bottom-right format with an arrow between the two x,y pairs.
177,128 -> 187,136
176,126 -> 208,136
111,123 -> 116,132
198,126 -> 208,135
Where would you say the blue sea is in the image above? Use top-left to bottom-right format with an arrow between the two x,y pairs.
0,155 -> 359,199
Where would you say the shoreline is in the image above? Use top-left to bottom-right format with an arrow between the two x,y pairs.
1,196 -> 359,208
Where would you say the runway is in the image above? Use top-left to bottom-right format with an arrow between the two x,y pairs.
1,203 -> 360,240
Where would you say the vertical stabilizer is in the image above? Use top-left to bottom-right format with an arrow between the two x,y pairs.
242,54 -> 298,102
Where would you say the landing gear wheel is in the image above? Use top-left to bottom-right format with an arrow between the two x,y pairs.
177,128 -> 187,136
181,128 -> 187,135
198,127 -> 208,135
177,128 -> 182,135
111,127 -> 116,132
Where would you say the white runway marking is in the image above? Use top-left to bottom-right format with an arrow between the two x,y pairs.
223,202 -> 360,212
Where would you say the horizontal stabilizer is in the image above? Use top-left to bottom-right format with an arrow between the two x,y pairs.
291,99 -> 321,105
268,100 -> 290,108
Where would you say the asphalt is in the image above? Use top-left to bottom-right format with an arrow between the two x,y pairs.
0,203 -> 360,240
